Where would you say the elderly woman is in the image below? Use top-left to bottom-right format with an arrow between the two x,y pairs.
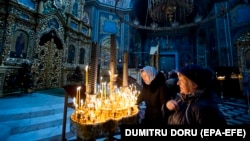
165,64 -> 227,125
137,66 -> 170,126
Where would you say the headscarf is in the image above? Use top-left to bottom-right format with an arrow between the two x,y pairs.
140,66 -> 157,85
177,64 -> 214,89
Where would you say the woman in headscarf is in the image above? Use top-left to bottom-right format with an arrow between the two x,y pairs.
165,64 -> 227,125
137,66 -> 170,126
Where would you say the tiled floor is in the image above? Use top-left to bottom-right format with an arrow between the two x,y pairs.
218,96 -> 250,125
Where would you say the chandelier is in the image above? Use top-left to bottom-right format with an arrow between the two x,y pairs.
114,0 -> 238,31
148,0 -> 194,25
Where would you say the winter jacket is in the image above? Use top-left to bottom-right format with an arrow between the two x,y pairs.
137,71 -> 171,126
167,89 -> 227,126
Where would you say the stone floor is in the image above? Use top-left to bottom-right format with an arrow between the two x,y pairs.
218,96 -> 250,125
0,88 -> 249,141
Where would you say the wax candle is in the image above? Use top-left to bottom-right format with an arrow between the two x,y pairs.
85,65 -> 88,93
100,76 -> 103,84
100,83 -> 103,101
73,97 -> 76,108
77,86 -> 81,106
103,82 -> 106,100
81,99 -> 83,108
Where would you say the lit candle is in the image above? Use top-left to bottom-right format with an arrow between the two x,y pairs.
77,86 -> 81,106
73,97 -> 76,108
100,83 -> 103,101
102,82 -> 105,100
103,82 -> 107,100
73,97 -> 77,112
109,70 -> 111,79
100,76 -> 103,84
85,65 -> 89,93
100,77 -> 103,99
81,99 -> 83,108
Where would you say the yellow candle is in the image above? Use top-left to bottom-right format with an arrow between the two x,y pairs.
109,70 -> 111,80
85,65 -> 88,93
73,97 -> 76,107
104,82 -> 107,100
100,83 -> 103,101
102,82 -> 105,100
100,76 -> 103,84
77,86 -> 81,106
81,99 -> 83,108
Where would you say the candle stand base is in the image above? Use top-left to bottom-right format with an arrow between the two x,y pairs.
70,106 -> 139,141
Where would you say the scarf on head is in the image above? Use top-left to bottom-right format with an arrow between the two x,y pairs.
141,66 -> 157,85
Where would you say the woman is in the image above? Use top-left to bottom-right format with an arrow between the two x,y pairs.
137,66 -> 170,126
165,64 -> 227,125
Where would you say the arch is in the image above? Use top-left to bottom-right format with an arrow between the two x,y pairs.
39,30 -> 63,49
236,30 -> 250,72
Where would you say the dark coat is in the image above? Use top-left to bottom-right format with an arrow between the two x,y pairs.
137,72 -> 171,126
167,89 -> 227,125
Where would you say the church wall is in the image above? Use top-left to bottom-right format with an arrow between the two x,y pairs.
1,0 -> 250,92
128,1 -> 250,73
85,1 -> 131,75
0,0 -> 92,92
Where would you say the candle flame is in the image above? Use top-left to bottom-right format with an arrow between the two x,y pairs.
85,65 -> 88,71
77,86 -> 81,90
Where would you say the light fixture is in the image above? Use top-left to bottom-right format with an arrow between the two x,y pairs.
114,0 -> 239,31
148,0 -> 194,24
236,31 -> 250,47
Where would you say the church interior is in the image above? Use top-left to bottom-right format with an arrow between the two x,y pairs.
0,0 -> 250,140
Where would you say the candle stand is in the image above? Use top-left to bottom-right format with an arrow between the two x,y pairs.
62,84 -> 86,141
70,105 -> 138,141
217,76 -> 225,99
69,84 -> 140,141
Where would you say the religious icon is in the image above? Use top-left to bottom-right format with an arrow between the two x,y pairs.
10,31 -> 28,58
82,12 -> 90,25
15,33 -> 25,57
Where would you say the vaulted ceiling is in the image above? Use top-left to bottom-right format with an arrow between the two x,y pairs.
131,0 -> 243,27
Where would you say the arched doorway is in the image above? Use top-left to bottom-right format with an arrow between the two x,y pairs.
32,30 -> 63,89
236,30 -> 250,72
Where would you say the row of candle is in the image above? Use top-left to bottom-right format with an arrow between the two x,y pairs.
73,84 -> 139,108
72,84 -> 140,124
